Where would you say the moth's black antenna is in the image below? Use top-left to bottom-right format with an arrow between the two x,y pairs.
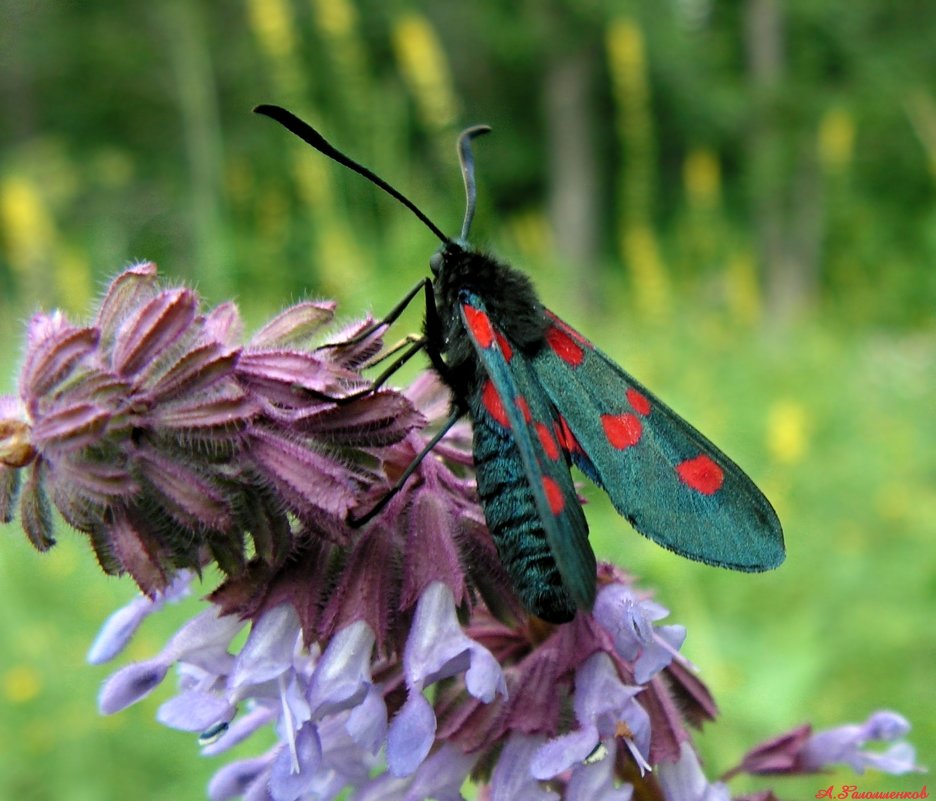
254,104 -> 448,244
457,125 -> 492,241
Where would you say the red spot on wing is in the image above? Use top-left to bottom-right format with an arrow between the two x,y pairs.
494,330 -> 514,362
482,379 -> 510,428
555,416 -> 581,454
462,304 -> 495,348
676,455 -> 724,495
627,388 -> 651,416
601,413 -> 643,450
546,325 -> 584,367
546,311 -> 589,344
542,476 -> 565,514
536,422 -> 560,460
516,396 -> 532,423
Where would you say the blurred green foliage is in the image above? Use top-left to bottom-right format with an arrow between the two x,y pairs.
0,1 -> 933,799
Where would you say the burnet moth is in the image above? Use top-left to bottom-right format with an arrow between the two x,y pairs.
255,105 -> 785,624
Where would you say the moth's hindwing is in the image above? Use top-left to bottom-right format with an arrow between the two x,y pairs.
459,292 -> 597,622
533,311 -> 785,571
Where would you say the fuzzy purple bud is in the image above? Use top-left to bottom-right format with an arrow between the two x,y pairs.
1,264 -> 423,596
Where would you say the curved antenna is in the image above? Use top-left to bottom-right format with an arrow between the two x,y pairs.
457,125 -> 492,241
254,104 -> 448,244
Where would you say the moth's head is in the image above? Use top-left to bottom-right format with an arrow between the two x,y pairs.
429,240 -> 469,276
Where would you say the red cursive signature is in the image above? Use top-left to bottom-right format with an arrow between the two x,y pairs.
816,785 -> 928,800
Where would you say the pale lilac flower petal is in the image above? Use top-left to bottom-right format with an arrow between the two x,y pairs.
594,584 -> 684,682
386,691 -> 436,777
349,772 -> 410,801
87,598 -> 156,664
163,607 -> 245,666
268,722 -> 323,801
858,742 -> 920,774
465,645 -> 505,703
802,710 -> 921,775
307,619 -> 375,718
87,571 -> 193,666
863,710 -> 911,740
565,743 -> 633,801
98,658 -> 170,714
279,672 -> 312,736
656,742 -> 731,801
404,581 -> 506,701
208,754 -> 274,801
157,690 -> 234,732
531,724 -> 601,779
401,743 -> 477,801
345,685 -> 387,754
534,652 -> 651,778
491,734 -> 560,801
232,604 -> 300,688
202,705 -> 279,756
573,652 -> 644,733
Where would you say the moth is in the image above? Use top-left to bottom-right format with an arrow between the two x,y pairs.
256,105 -> 785,623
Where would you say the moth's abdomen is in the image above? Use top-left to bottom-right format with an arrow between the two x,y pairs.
472,415 -> 576,623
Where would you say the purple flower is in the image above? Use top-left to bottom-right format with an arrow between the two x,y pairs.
531,651 -> 651,779
656,743 -> 730,801
97,604 -> 244,714
490,734 -> 561,801
86,570 -> 193,664
8,266 -> 922,801
727,710 -> 921,783
348,744 -> 476,801
801,711 -> 920,775
593,583 -> 688,683
0,263 -> 423,594
307,619 -> 376,720
387,581 -> 506,776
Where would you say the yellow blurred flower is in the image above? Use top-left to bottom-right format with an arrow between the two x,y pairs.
818,107 -> 854,174
246,0 -> 304,96
766,399 -> 809,464
623,223 -> 671,321
392,13 -> 458,132
1,175 -> 55,277
726,251 -> 762,326
3,665 -> 42,704
506,210 -> 553,262
607,18 -> 646,97
684,148 -> 721,209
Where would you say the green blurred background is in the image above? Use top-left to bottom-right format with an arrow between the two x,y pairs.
0,1 -> 933,799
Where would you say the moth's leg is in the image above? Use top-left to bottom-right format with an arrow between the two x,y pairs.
316,278 -> 431,352
362,333 -> 425,370
348,408 -> 464,528
311,278 -> 431,404
421,278 -> 454,386
348,336 -> 426,398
